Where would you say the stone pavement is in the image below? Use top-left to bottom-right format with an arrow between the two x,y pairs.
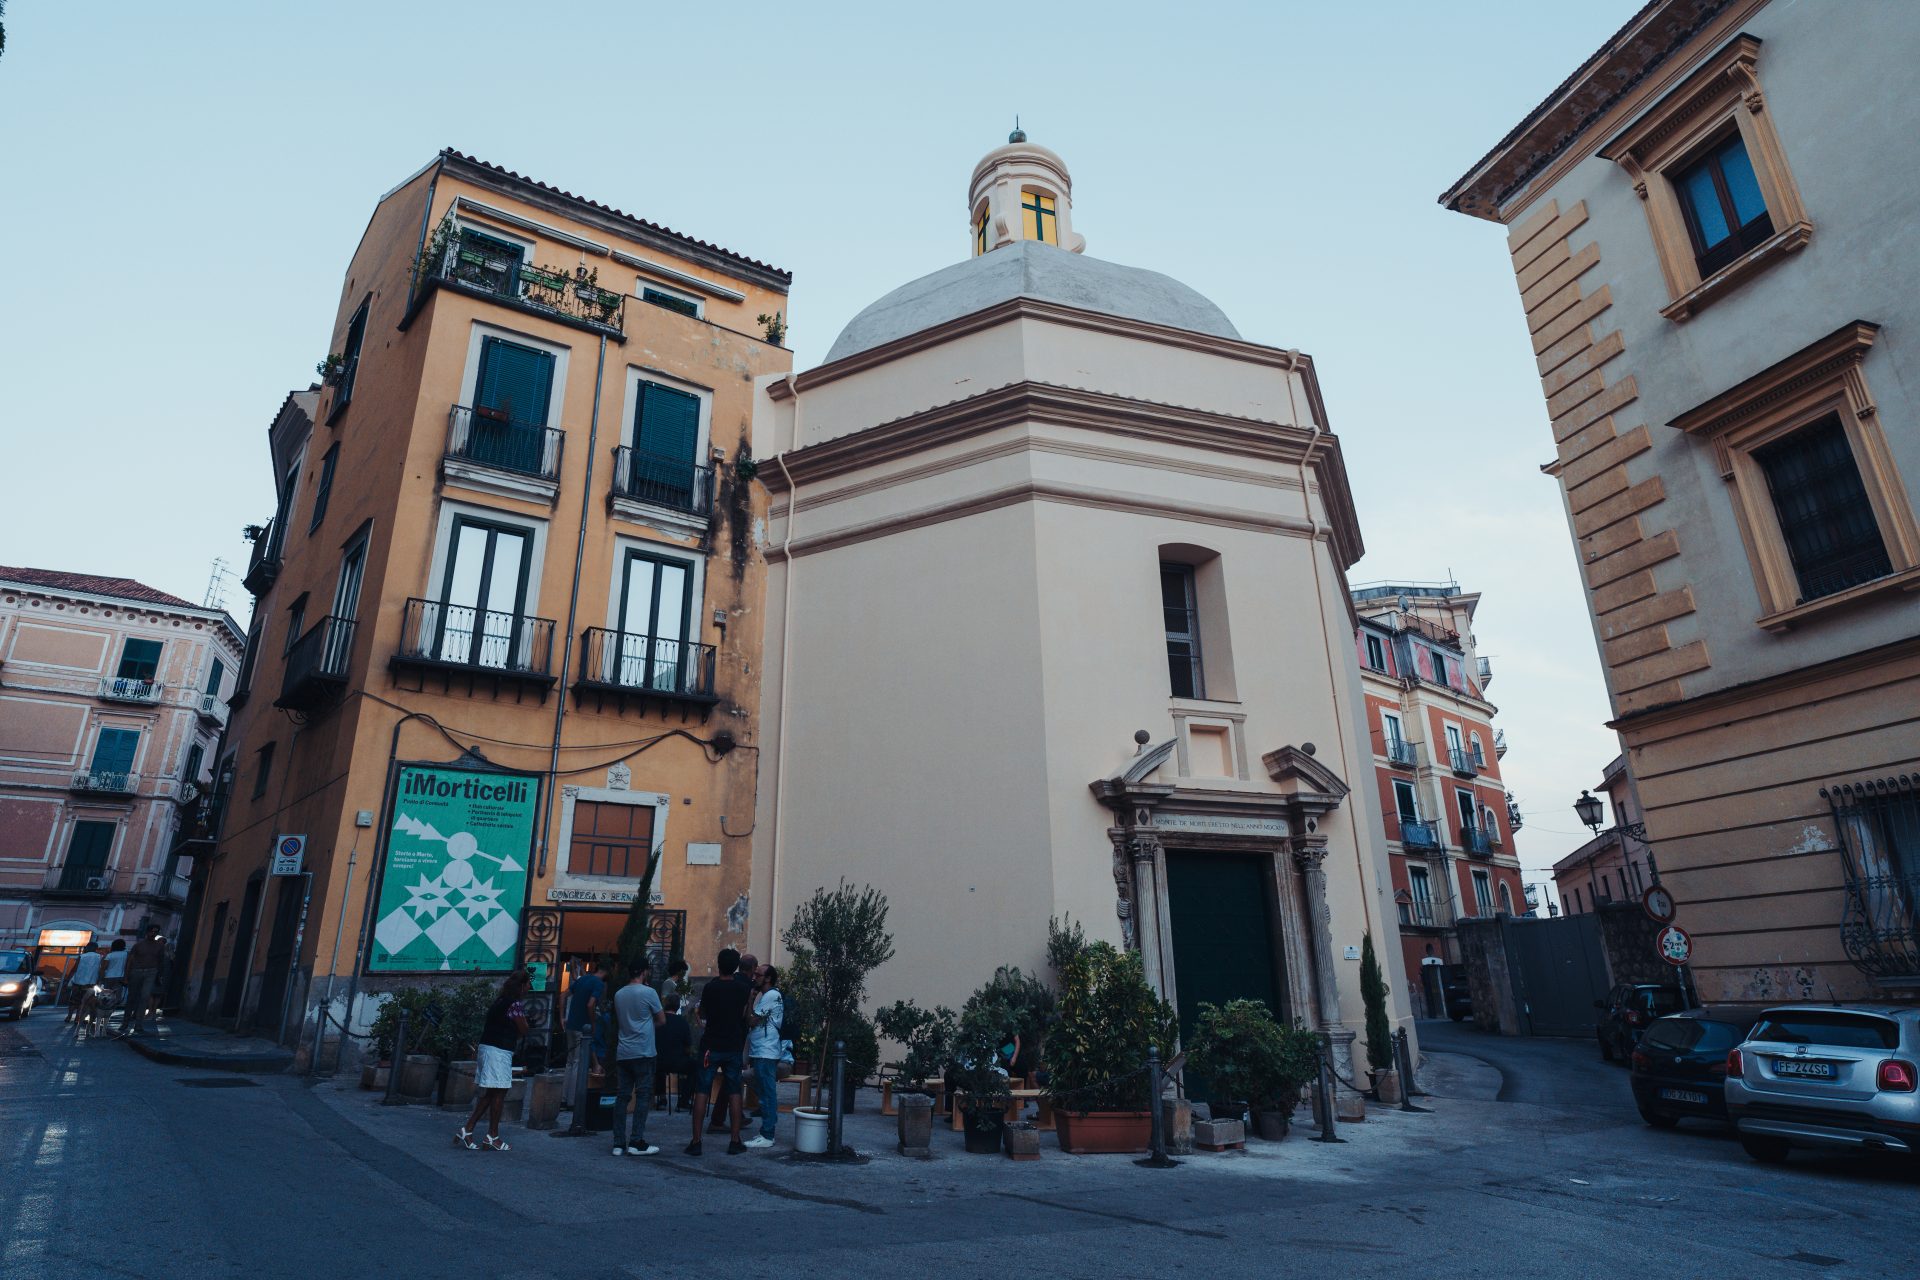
116,1012 -> 296,1073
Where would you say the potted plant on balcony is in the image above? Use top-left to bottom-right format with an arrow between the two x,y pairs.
315,353 -> 346,386
876,999 -> 956,1156
1045,942 -> 1176,1154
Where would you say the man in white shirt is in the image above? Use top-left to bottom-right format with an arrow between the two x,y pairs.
743,964 -> 784,1149
65,946 -> 103,1023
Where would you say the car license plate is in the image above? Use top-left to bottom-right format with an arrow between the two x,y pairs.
1659,1088 -> 1709,1104
1773,1058 -> 1835,1079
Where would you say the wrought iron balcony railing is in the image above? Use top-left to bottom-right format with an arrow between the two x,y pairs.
1449,747 -> 1480,777
45,864 -> 114,895
243,516 -> 282,595
71,770 -> 136,797
610,446 -> 715,518
423,234 -> 625,336
1385,738 -> 1418,768
1476,655 -> 1493,687
1400,819 -> 1441,850
1494,728 -> 1508,759
98,675 -> 164,704
446,405 -> 564,483
394,598 -> 555,678
1827,771 -> 1920,985
1460,822 -> 1493,856
198,692 -> 228,727
576,627 -> 717,701
277,615 -> 355,711
1405,902 -> 1437,928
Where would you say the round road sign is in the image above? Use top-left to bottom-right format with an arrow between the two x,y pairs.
1642,884 -> 1676,925
1656,924 -> 1692,966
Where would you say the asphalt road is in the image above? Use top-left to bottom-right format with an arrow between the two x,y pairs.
3,1012 -> 1916,1280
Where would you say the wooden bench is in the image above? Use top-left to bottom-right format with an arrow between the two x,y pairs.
949,1088 -> 1053,1131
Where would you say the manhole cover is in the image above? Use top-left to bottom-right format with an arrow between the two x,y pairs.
177,1077 -> 260,1088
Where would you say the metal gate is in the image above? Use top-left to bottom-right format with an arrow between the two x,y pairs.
1502,913 -> 1609,1037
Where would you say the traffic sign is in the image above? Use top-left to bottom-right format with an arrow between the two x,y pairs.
1656,924 -> 1692,966
270,834 -> 306,876
1642,884 -> 1676,925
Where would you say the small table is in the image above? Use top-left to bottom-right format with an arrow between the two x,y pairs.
949,1088 -> 1053,1131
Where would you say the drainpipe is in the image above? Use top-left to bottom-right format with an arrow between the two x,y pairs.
767,406 -> 802,961
537,334 -> 609,878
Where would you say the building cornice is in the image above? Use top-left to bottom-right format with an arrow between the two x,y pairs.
0,579 -> 246,651
1667,320 -> 1879,438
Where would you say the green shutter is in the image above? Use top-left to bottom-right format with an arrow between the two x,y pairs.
63,821 -> 115,884
475,338 -> 554,426
207,658 -> 225,695
117,638 -> 162,681
635,382 -> 700,462
91,728 -> 139,775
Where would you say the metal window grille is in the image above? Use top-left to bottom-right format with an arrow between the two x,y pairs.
1755,416 -> 1893,603
1825,770 -> 1920,986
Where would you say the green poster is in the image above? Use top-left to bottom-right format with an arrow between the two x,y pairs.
369,765 -> 538,973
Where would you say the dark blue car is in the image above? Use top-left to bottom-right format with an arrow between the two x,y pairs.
1630,1007 -> 1760,1128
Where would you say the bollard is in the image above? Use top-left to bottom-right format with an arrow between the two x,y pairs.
827,1039 -> 847,1157
1312,1035 -> 1345,1143
1136,1047 -> 1179,1168
381,1009 -> 410,1107
1393,1028 -> 1433,1114
553,1031 -> 594,1138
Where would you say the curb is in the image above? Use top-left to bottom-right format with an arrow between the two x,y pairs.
122,1034 -> 293,1074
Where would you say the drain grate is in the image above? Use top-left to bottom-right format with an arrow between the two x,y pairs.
176,1077 -> 260,1088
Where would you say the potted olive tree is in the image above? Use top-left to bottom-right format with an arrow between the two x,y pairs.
781,882 -> 894,1151
877,999 -> 955,1156
1044,943 -> 1176,1154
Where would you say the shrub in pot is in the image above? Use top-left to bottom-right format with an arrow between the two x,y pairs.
1186,999 -> 1283,1124
949,1001 -> 1018,1155
964,965 -> 1054,1079
782,881 -> 894,1102
1360,934 -> 1398,1098
877,1000 -> 956,1154
1044,943 -> 1176,1154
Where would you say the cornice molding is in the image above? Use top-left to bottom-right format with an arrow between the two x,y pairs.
1668,321 -> 1880,438
1600,34 -> 1766,164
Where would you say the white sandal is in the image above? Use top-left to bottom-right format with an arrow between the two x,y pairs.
454,1127 -> 477,1150
482,1134 -> 510,1152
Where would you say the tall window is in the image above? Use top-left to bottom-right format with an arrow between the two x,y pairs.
325,536 -> 368,674
1393,779 -> 1419,825
1469,732 -> 1486,767
1363,633 -> 1386,671
569,800 -> 655,879
1455,788 -> 1477,835
1021,190 -> 1058,245
1431,652 -> 1450,687
616,550 -> 693,691
183,742 -> 205,786
1382,712 -> 1404,755
450,226 -> 525,296
975,206 -> 989,256
1160,563 -> 1203,699
60,821 -> 116,891
1407,865 -> 1434,926
1472,869 -> 1495,917
1753,415 -> 1893,603
471,336 -> 555,475
1445,723 -> 1466,770
631,380 -> 703,508
252,741 -> 276,799
438,516 -> 533,668
116,638 -> 162,682
1675,131 -> 1773,276
89,727 -> 139,779
206,657 -> 225,698
311,443 -> 339,532
284,594 -> 308,657
334,298 -> 368,413
1498,882 -> 1515,915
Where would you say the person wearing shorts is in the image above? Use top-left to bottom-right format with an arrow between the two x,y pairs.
686,948 -> 749,1156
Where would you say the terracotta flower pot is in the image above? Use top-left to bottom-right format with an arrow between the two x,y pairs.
1054,1110 -> 1152,1154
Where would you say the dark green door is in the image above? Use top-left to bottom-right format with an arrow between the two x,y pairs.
1165,851 -> 1283,1100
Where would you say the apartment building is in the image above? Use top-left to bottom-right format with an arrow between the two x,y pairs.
1443,1 -> 1920,1003
0,568 -> 243,973
1353,581 -> 1529,1017
188,150 -> 791,1059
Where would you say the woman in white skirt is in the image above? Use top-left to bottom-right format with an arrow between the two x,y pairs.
458,969 -> 531,1151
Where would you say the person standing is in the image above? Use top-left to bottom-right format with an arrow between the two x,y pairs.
65,945 -> 103,1024
96,940 -> 128,1029
743,964 -> 784,1149
654,992 -> 693,1112
686,948 -> 750,1156
661,958 -> 690,1005
117,929 -> 166,1037
610,959 -> 664,1157
563,959 -> 607,1110
458,970 -> 530,1152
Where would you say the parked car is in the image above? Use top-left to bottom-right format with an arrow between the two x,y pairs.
1595,983 -> 1688,1061
1629,1007 -> 1758,1127
0,948 -> 40,1019
1725,1005 -> 1920,1163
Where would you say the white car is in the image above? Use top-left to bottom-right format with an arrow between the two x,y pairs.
0,948 -> 41,1019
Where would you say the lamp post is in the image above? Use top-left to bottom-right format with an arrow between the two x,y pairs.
1574,790 -> 1606,910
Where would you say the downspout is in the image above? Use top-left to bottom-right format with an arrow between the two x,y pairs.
767,415 -> 801,960
538,333 -> 609,877
1283,355 -> 1375,940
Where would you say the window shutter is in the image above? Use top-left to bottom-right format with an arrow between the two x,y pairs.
67,822 -> 115,876
91,729 -> 138,775
636,382 -> 701,462
475,338 -> 554,426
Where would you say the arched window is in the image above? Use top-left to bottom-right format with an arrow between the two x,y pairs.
974,205 -> 989,256
1021,190 -> 1058,245
1498,882 -> 1514,915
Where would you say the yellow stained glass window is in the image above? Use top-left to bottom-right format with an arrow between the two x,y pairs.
975,207 -> 989,256
1021,191 -> 1058,245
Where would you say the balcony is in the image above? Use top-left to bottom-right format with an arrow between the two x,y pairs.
1449,747 -> 1480,777
1493,728 -> 1508,760
42,865 -> 114,897
1400,819 -> 1441,850
198,692 -> 229,728
98,675 -> 164,705
1476,655 -> 1493,688
1460,823 -> 1493,857
574,626 -> 718,718
71,770 -> 137,798
443,405 -> 564,502
610,446 -> 715,524
276,615 -> 355,713
1385,737 -> 1418,769
418,234 -> 625,338
391,598 -> 556,701
1405,901 -> 1438,928
243,517 -> 282,595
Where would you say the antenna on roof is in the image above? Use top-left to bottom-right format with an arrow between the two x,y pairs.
203,558 -> 233,612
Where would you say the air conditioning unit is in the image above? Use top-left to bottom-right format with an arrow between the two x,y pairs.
86,876 -> 109,892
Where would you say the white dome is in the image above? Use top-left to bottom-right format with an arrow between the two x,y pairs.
824,240 -> 1240,365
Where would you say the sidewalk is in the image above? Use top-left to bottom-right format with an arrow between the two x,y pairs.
118,1013 -> 295,1073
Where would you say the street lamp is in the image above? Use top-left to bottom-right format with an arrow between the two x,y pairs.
1573,789 -> 1605,832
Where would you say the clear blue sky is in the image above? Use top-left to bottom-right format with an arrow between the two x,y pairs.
0,0 -> 1641,894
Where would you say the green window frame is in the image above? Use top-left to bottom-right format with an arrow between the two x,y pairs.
61,820 -> 116,891
116,638 -> 162,682
206,657 -> 225,697
436,515 -> 534,668
252,741 -> 276,800
311,443 -> 339,532
641,287 -> 700,318
90,727 -> 139,776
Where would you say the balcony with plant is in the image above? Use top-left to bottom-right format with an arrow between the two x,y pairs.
412,215 -> 625,337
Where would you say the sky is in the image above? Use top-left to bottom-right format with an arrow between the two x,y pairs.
0,1 -> 1641,901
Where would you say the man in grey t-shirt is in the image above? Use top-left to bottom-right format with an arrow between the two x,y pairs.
611,960 -> 665,1156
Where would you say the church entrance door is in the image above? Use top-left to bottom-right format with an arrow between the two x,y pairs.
1165,850 -> 1283,1101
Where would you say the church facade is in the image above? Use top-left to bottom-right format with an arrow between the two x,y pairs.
750,135 -> 1411,1098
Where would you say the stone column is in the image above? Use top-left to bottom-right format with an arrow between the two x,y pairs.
1294,837 -> 1365,1121
1130,831 -> 1166,996
1107,829 -> 1137,951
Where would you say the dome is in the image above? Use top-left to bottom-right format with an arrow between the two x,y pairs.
823,240 -> 1241,364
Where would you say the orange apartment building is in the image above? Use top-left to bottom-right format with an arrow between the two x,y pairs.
1353,581 -> 1529,1017
0,568 -> 243,984
185,151 -> 791,1061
